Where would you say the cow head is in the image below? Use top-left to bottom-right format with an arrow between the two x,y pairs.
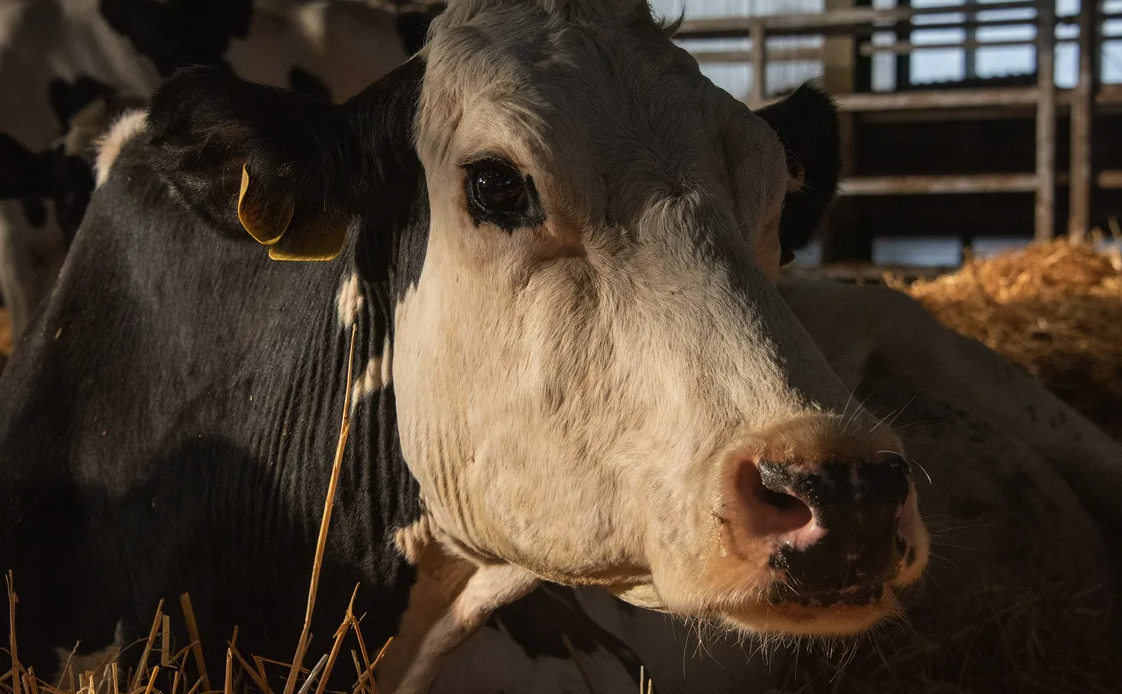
144,0 -> 927,639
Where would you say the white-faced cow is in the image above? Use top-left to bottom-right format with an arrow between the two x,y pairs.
430,278 -> 1122,694
0,0 -> 441,345
1,0 -> 931,690
4,0 -> 1121,690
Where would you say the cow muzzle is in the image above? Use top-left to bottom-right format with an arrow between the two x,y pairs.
709,421 -> 927,633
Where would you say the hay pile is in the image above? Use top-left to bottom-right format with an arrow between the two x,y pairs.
888,234 -> 1122,439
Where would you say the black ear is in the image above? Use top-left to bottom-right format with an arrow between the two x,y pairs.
755,83 -> 841,260
146,58 -> 425,261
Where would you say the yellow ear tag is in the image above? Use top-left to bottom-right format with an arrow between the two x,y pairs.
268,213 -> 348,262
237,163 -> 294,245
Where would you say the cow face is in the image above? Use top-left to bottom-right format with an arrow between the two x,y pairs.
145,0 -> 927,639
394,0 -> 927,636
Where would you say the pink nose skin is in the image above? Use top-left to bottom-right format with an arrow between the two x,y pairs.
721,453 -> 915,605
732,459 -> 823,550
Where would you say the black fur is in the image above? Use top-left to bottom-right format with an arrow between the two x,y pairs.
395,4 -> 445,55
756,83 -> 842,254
98,0 -> 252,77
0,134 -> 93,241
0,47 -> 644,688
48,75 -> 118,131
0,58 -> 430,688
488,585 -> 644,668
288,65 -> 333,103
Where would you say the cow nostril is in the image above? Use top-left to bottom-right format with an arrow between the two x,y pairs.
735,461 -> 815,538
762,487 -> 809,514
759,488 -> 813,535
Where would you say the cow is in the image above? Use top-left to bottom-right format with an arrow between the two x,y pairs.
430,277 -> 1122,694
0,0 -> 937,691
0,0 -> 441,346
612,277 -> 1122,692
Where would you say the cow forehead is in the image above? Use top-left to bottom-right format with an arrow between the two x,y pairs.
418,2 -> 789,219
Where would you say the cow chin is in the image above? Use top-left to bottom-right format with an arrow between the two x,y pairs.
721,589 -> 901,637
610,579 -> 902,638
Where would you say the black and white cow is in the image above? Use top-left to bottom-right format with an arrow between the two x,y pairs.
0,0 -> 441,345
1,0 -> 936,691
10,0 -> 1120,692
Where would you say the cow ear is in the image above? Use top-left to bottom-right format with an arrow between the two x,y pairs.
146,60 -> 425,262
755,83 -> 841,262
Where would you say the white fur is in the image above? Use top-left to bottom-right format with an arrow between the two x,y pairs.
336,272 -> 364,329
392,0 -> 927,645
384,563 -> 539,694
53,620 -> 125,683
351,337 -> 394,407
94,110 -> 147,188
430,622 -> 638,694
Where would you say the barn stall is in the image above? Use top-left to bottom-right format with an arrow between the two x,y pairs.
1,0 -> 1121,693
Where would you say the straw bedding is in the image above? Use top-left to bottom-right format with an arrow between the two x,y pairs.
887,234 -> 1122,440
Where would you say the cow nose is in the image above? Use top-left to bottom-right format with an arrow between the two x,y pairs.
723,452 -> 914,599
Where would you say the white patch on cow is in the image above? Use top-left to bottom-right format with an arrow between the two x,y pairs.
94,110 -> 148,188
429,623 -> 637,694
54,620 -> 125,682
393,513 -> 433,566
351,337 -> 393,407
382,562 -> 540,694
336,273 -> 364,329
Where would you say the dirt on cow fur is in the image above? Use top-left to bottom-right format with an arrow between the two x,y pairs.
887,231 -> 1122,440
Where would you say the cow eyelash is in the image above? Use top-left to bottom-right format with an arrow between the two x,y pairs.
462,157 -> 545,232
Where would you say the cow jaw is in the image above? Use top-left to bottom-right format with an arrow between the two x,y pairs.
391,0 -> 928,642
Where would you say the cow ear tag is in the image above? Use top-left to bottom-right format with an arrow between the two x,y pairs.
238,163 -> 293,245
268,214 -> 348,262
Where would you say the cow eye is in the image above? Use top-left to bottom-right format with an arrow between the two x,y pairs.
463,158 -> 542,231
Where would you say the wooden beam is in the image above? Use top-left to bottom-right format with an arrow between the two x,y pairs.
858,35 -> 1075,55
675,0 -> 1040,39
749,20 -> 767,107
839,174 -> 1039,195
1035,0 -> 1056,242
835,86 -> 1041,111
691,46 -> 823,63
1097,170 -> 1122,189
1067,0 -> 1096,241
